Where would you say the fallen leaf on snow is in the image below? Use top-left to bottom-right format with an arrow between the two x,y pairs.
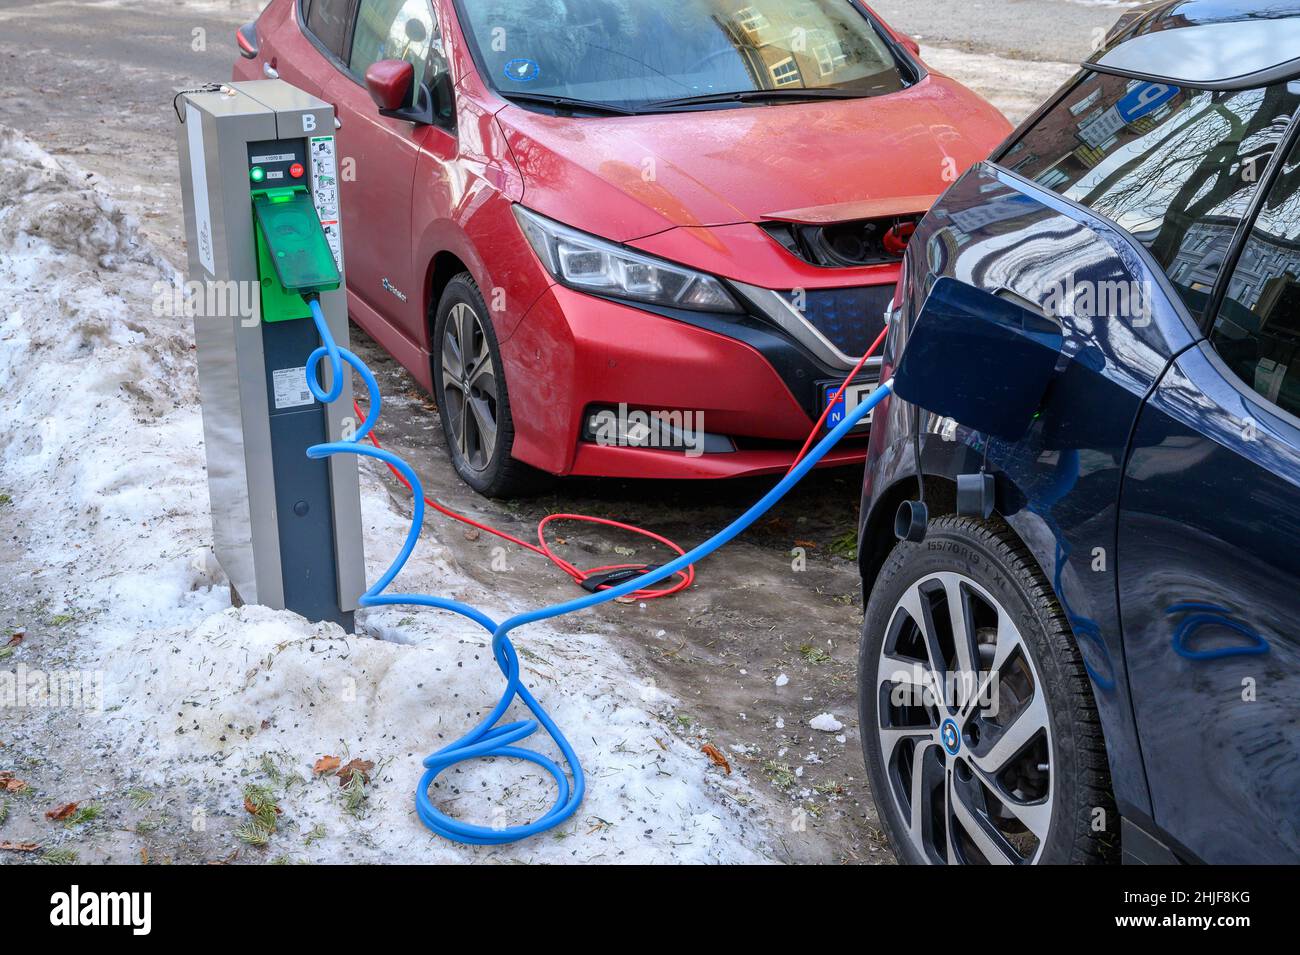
0,841 -> 41,853
244,797 -> 281,816
336,759 -> 374,787
700,744 -> 731,775
45,802 -> 78,821
313,755 -> 341,775
4,631 -> 23,647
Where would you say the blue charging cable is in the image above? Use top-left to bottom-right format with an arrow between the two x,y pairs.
302,297 -> 893,844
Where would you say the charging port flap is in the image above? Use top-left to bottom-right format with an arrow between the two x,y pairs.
252,188 -> 341,301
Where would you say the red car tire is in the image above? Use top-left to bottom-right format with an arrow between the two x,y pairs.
432,273 -> 548,498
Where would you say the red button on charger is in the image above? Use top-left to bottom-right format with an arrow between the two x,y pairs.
289,162 -> 304,179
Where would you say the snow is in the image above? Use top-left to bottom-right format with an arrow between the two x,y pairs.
0,125 -> 773,863
809,714 -> 844,733
774,673 -> 789,687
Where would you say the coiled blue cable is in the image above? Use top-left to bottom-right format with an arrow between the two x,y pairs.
302,297 -> 893,844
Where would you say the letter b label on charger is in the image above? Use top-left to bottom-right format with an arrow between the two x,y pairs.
302,114 -> 317,132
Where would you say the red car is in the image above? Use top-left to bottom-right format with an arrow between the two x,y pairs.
235,0 -> 1009,496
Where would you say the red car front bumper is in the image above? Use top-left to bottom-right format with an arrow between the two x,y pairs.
499,284 -> 870,480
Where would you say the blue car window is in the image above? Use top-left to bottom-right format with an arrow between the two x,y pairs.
1211,138 -> 1300,419
999,72 -> 1300,319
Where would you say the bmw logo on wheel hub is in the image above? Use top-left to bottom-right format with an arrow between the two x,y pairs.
941,718 -> 961,756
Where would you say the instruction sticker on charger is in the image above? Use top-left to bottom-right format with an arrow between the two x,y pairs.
272,366 -> 315,410
309,135 -> 342,271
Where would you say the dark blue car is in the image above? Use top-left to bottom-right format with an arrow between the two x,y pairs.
857,0 -> 1300,864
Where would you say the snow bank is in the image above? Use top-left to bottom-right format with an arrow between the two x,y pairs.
0,124 -> 771,863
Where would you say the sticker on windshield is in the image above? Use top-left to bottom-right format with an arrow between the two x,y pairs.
504,58 -> 540,83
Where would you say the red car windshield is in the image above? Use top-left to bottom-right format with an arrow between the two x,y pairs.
456,0 -> 907,109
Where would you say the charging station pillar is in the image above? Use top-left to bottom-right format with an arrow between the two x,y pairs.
176,81 -> 365,631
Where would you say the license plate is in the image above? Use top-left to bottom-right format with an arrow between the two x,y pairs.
822,381 -> 876,431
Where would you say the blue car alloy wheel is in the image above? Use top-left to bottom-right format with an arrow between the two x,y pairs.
859,517 -> 1119,865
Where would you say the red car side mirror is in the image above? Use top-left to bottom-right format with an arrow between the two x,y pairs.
365,59 -> 414,112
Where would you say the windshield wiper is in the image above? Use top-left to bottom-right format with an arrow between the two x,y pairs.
498,91 -> 640,116
648,88 -> 871,109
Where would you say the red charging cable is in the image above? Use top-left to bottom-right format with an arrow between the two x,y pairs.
353,399 -> 692,599
355,324 -> 887,600
792,325 -> 888,467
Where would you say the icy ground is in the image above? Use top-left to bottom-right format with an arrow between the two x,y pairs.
0,124 -> 772,863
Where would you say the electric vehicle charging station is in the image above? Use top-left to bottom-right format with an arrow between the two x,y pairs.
176,81 -> 365,631
171,78 -> 897,847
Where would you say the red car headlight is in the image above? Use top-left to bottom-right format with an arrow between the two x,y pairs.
512,205 -> 742,313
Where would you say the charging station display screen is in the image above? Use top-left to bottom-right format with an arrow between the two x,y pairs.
252,190 -> 341,296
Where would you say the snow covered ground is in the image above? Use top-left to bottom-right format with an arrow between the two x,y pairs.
0,124 -> 773,864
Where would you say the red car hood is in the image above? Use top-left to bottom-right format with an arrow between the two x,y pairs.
498,74 -> 1011,242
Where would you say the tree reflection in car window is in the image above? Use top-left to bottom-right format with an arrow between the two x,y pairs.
1000,72 -> 1300,318
455,0 -> 905,108
1212,140 -> 1300,418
